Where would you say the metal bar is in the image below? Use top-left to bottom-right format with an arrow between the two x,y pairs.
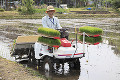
83,32 -> 85,53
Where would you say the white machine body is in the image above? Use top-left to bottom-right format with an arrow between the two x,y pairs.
34,42 -> 84,60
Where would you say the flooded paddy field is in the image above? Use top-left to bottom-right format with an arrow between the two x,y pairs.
0,18 -> 120,80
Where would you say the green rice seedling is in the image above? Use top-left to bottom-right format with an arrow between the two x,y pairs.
79,35 -> 102,44
79,26 -> 103,35
38,27 -> 60,37
38,37 -> 61,46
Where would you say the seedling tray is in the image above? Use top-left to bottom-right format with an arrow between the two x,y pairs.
38,36 -> 61,46
79,26 -> 103,35
38,27 -> 60,37
79,35 -> 102,44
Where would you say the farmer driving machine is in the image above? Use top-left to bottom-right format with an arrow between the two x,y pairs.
11,26 -> 103,71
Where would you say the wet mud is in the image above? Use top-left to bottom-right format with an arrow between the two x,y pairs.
0,18 -> 120,80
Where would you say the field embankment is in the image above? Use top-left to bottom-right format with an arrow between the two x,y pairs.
0,57 -> 45,80
0,11 -> 119,19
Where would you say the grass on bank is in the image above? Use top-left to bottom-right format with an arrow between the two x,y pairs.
0,7 -> 119,19
0,57 -> 47,80
0,11 -> 119,19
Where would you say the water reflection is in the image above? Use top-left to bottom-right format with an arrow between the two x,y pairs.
18,60 -> 80,80
79,43 -> 120,80
0,19 -> 120,80
16,42 -> 120,80
0,41 -> 15,61
38,63 -> 80,80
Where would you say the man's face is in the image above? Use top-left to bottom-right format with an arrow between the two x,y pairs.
47,10 -> 55,18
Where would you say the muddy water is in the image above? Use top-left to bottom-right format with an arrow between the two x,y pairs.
0,41 -> 15,61
79,43 -> 120,80
0,18 -> 120,80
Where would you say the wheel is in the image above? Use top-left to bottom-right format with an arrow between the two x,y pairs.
28,49 -> 31,63
55,63 -> 60,69
69,59 -> 80,70
37,59 -> 40,66
42,57 -> 54,72
28,48 -> 36,64
74,59 -> 80,70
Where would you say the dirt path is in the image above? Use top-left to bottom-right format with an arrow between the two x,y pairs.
0,57 -> 44,80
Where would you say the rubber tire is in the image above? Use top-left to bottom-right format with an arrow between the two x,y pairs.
42,57 -> 54,72
69,59 -> 80,70
73,59 -> 80,70
28,48 -> 36,64
28,49 -> 31,63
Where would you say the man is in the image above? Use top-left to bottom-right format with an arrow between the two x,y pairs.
42,5 -> 62,30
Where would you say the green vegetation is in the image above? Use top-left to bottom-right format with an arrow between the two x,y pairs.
34,8 -> 46,14
38,37 -> 61,46
33,8 -> 69,14
0,0 -> 120,19
0,8 -> 119,19
79,26 -> 103,44
0,4 -> 119,19
38,27 -> 60,37
19,0 -> 35,15
0,12 -> 119,19
0,12 -> 43,19
79,35 -> 102,44
112,0 -> 120,11
0,8 -> 4,12
79,26 -> 103,35
55,8 -> 69,13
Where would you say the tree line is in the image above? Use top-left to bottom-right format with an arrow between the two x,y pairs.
20,0 -> 120,14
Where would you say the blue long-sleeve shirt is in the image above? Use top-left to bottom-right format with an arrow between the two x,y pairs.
42,15 -> 62,29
